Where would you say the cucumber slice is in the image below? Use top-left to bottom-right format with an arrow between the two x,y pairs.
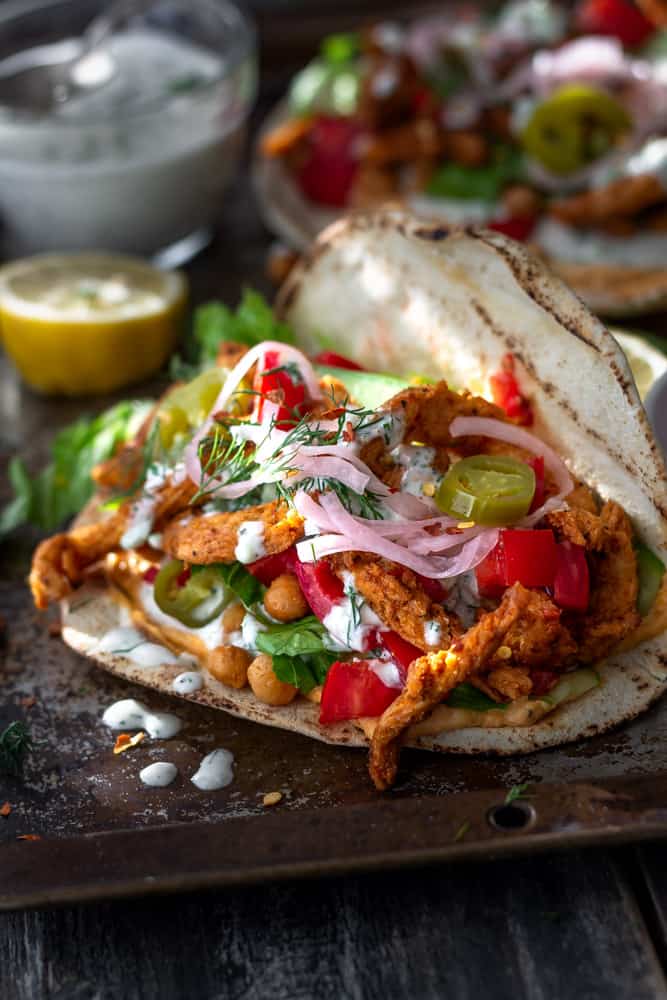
541,668 -> 600,707
315,365 -> 412,409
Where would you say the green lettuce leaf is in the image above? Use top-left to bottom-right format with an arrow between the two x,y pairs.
446,682 -> 505,712
1,400 -> 150,536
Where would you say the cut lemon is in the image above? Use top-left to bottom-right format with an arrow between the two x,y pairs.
0,253 -> 188,396
613,330 -> 667,401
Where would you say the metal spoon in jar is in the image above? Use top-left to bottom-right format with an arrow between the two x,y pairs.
0,0 -> 153,113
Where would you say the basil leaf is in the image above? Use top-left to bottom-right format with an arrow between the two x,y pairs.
256,616 -> 328,657
272,650 -> 336,694
446,682 -> 505,712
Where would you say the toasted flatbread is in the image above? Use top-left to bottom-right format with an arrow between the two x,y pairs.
60,211 -> 667,756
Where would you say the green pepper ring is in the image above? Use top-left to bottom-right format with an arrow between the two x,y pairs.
153,559 -> 228,628
435,454 -> 536,525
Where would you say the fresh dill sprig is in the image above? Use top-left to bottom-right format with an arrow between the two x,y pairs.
283,477 -> 386,520
0,721 -> 32,775
192,425 -> 259,503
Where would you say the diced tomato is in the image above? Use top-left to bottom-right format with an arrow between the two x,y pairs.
489,353 -> 533,426
255,349 -> 308,429
379,630 -> 422,678
576,0 -> 655,47
531,669 -> 561,696
552,541 -> 590,612
414,573 -> 447,602
176,566 -> 191,588
489,216 -> 536,242
319,660 -> 400,723
313,350 -> 365,371
143,565 -> 159,584
475,528 -> 558,595
296,116 -> 363,208
293,558 -> 345,621
247,546 -> 298,586
475,542 -> 506,598
528,456 -> 545,514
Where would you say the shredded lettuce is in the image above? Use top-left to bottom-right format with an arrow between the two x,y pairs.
1,400 -> 151,536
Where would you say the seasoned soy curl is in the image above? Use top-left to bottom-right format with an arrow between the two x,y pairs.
161,500 -> 304,565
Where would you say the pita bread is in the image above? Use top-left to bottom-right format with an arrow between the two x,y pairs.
253,101 -> 667,317
59,210 -> 667,756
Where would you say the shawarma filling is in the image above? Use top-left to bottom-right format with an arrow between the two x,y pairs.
30,339 -> 667,789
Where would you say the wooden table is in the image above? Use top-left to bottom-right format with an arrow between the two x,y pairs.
3,32 -> 667,1000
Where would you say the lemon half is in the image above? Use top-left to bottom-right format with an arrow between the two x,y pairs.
0,253 -> 187,396
613,330 -> 667,402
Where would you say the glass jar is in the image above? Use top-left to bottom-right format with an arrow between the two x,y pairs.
0,0 -> 256,259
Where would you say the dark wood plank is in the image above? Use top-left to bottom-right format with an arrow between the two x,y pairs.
1,851 -> 664,1000
634,845 -> 667,967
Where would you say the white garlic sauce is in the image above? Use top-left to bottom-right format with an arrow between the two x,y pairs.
172,671 -> 203,694
323,571 -> 384,652
234,521 -> 266,563
444,570 -> 480,630
140,762 -> 178,787
120,462 -> 171,550
94,625 -> 177,666
352,409 -> 405,449
369,658 -> 403,689
424,618 -> 444,647
238,612 -> 267,652
102,698 -> 182,739
393,444 -> 442,497
191,749 -> 234,790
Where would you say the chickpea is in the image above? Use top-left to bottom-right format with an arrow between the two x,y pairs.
222,601 -> 245,633
207,645 -> 251,689
248,654 -> 297,706
445,131 -> 488,168
501,184 -> 543,219
263,573 -> 309,623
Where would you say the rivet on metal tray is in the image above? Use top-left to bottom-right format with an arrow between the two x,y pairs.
487,801 -> 536,833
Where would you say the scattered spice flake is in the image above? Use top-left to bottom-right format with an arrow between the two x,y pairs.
17,834 -> 41,841
457,520 -> 476,529
20,696 -> 36,709
113,731 -> 146,755
262,791 -> 283,807
1,802 -> 11,818
454,820 -> 471,843
48,621 -> 62,638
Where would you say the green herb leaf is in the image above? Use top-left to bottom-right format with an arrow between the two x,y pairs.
426,145 -> 524,202
205,563 -> 264,609
256,615 -> 330,658
0,401 -> 151,536
0,721 -> 32,775
446,682 -> 505,712
321,32 -> 360,65
504,783 -> 531,805
272,650 -> 335,694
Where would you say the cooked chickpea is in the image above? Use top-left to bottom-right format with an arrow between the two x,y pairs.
501,184 -> 542,219
207,645 -> 251,689
263,573 -> 309,623
222,601 -> 245,633
248,654 -> 297,706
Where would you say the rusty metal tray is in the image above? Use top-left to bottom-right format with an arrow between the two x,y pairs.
3,165 -> 667,908
4,496 -> 667,910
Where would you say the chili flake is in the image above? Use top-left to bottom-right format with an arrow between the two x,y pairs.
0,801 -> 11,818
113,731 -> 146,755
